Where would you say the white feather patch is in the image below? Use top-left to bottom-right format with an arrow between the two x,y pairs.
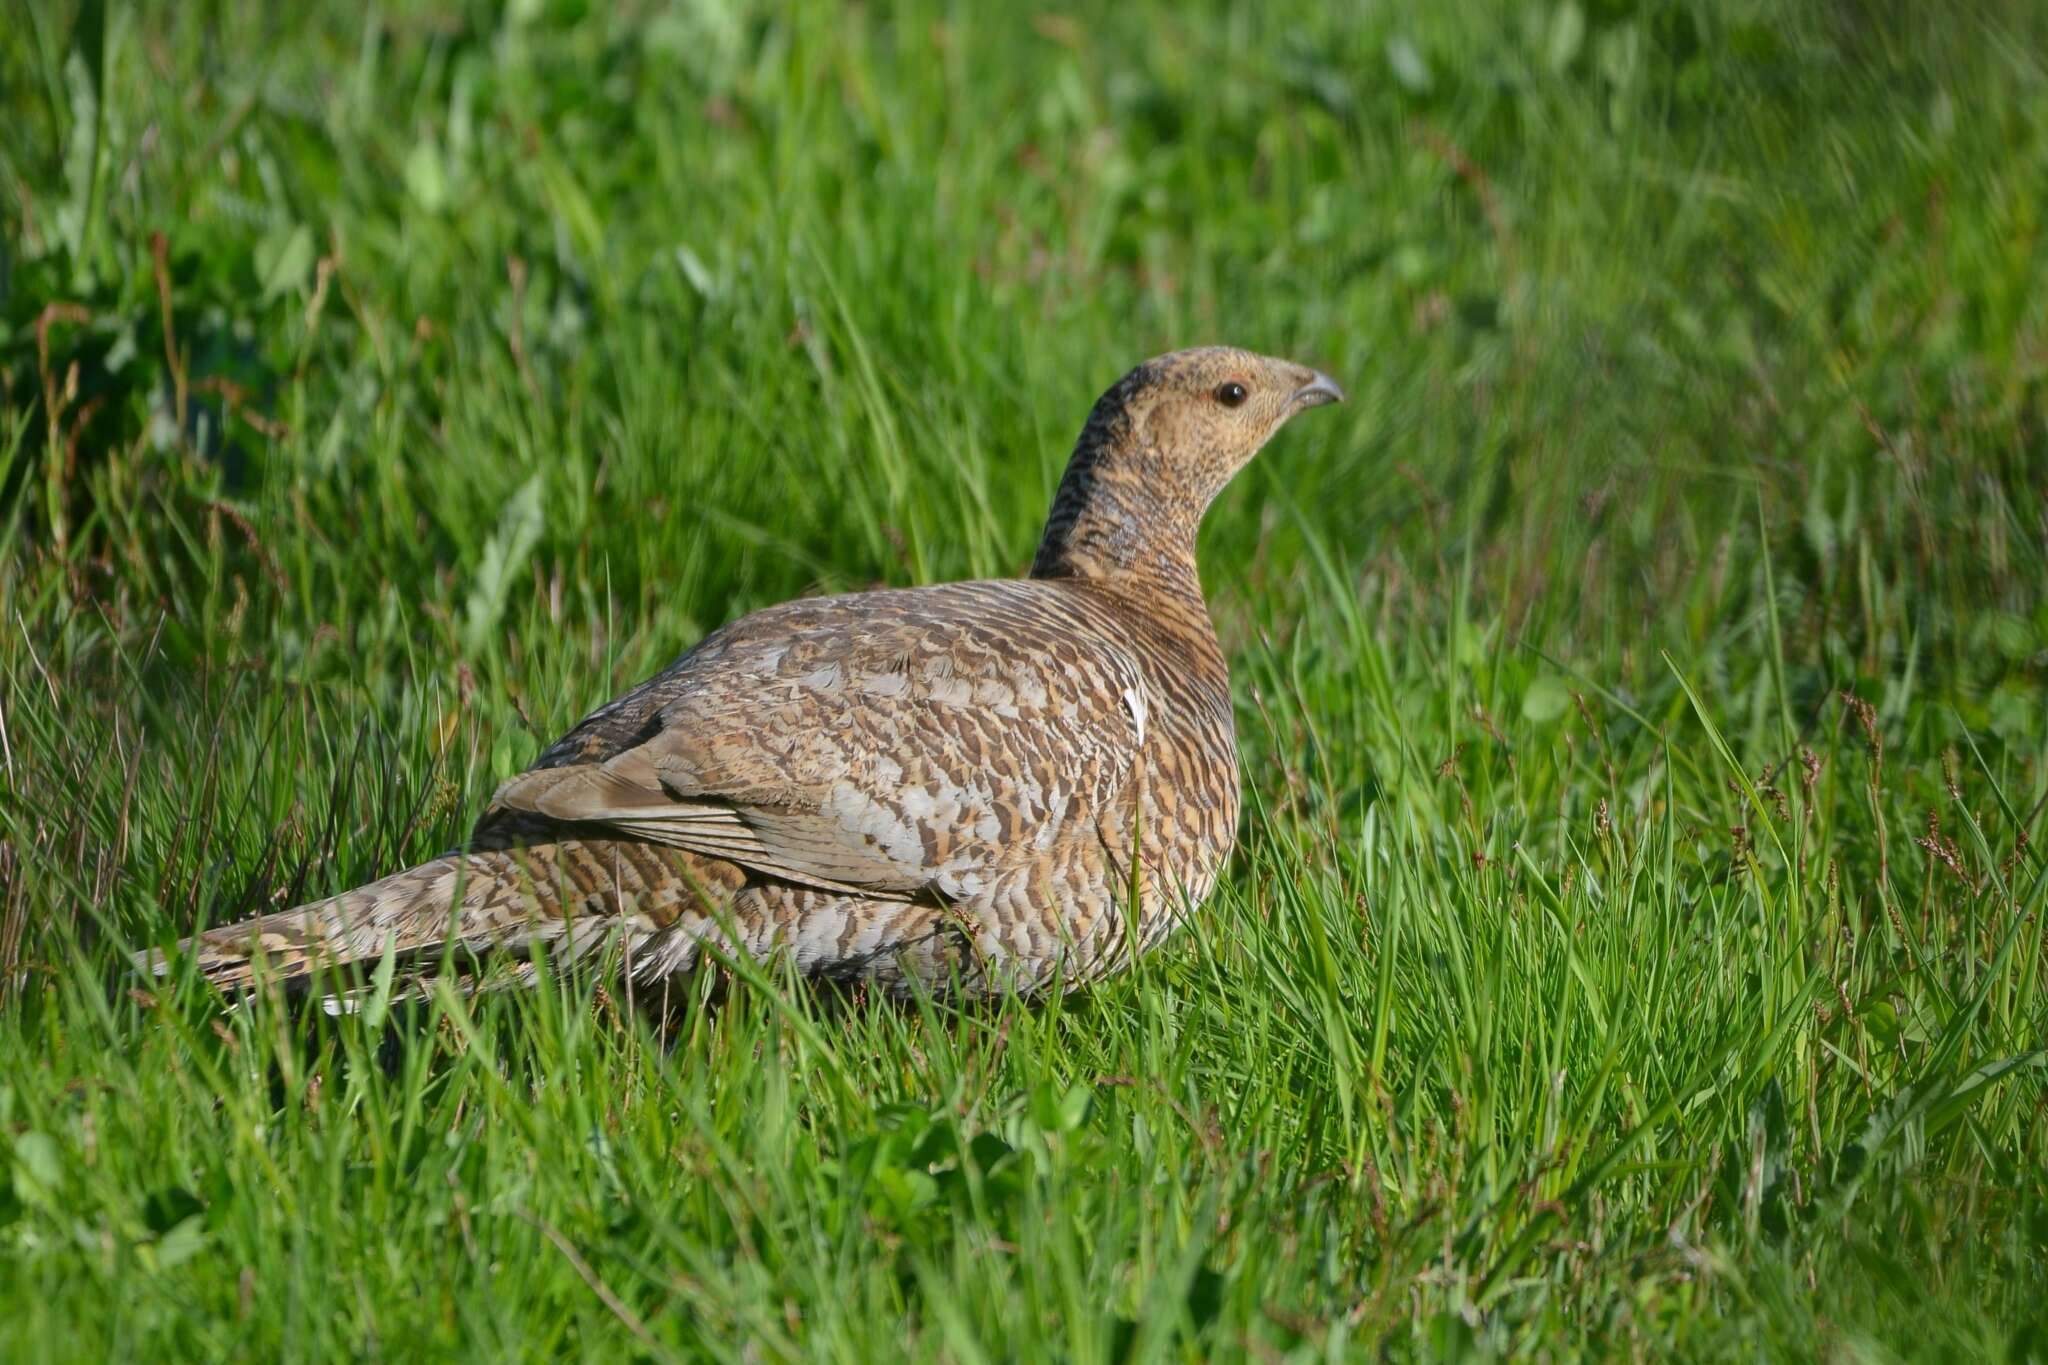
1122,683 -> 1149,749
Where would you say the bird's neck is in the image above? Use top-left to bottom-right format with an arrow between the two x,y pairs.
1029,433 -> 1214,636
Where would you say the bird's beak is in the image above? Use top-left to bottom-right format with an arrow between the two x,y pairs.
1291,371 -> 1345,409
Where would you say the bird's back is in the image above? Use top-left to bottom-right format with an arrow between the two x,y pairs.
475,576 -> 1240,992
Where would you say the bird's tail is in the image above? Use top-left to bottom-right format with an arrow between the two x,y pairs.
136,846 -> 631,996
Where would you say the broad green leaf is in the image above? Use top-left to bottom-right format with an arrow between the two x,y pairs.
463,475 -> 546,654
254,224 -> 315,304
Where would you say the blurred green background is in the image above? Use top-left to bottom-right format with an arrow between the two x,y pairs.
2,0 -> 2044,1358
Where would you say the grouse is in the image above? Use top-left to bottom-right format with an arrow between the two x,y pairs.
146,347 -> 1343,999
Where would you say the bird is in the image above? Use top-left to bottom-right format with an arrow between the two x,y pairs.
143,347 -> 1343,1002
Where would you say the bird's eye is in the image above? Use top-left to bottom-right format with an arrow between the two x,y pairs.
1214,381 -> 1248,408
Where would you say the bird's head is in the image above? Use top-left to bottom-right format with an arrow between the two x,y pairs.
1033,347 -> 1343,593
1108,346 -> 1345,501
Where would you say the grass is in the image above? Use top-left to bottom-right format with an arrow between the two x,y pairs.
2,0 -> 2046,1357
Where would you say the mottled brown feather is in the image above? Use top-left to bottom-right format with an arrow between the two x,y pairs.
142,347 -> 1341,999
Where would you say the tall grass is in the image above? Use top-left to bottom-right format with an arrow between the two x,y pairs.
2,0 -> 2044,1357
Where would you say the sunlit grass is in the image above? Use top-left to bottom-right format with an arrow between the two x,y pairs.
2,0 -> 2044,1357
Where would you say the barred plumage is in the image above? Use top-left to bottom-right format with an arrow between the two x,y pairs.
145,347 -> 1342,999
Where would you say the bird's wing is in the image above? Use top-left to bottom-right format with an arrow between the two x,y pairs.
483,583 -> 1148,900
